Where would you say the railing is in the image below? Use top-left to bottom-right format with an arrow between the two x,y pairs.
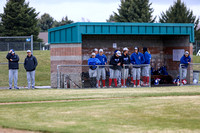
57,64 -> 151,89
179,63 -> 200,86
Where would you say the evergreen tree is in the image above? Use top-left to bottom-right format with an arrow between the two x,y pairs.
159,0 -> 199,39
38,13 -> 54,32
0,15 -> 3,36
53,16 -> 73,27
1,0 -> 40,41
106,15 -> 115,22
109,0 -> 156,22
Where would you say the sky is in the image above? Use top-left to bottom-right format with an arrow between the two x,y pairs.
0,0 -> 200,22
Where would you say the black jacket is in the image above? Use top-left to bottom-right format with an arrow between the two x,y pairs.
109,54 -> 122,70
6,53 -> 19,69
24,55 -> 38,71
121,53 -> 130,69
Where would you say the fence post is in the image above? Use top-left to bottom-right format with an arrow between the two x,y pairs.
179,64 -> 182,86
97,65 -> 99,88
31,35 -> 33,54
24,42 -> 25,51
149,64 -> 151,87
57,65 -> 60,89
123,65 -> 125,87
7,43 -> 9,51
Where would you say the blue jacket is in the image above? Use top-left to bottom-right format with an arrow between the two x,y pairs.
96,54 -> 107,68
88,58 -> 101,70
130,52 -> 145,67
143,51 -> 151,64
180,55 -> 191,68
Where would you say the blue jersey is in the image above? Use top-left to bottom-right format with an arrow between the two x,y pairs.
130,52 -> 145,67
96,54 -> 107,67
180,55 -> 191,68
88,58 -> 101,70
143,51 -> 151,64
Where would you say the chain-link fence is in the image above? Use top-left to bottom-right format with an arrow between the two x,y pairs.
179,63 -> 200,86
0,42 -> 49,51
193,40 -> 200,55
0,36 -> 49,51
57,64 -> 151,89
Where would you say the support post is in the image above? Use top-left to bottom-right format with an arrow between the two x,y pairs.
31,35 -> 33,54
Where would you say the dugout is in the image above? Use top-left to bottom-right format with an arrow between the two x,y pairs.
48,22 -> 194,88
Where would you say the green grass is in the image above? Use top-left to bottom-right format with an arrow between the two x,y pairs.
0,87 -> 200,133
0,86 -> 200,103
193,55 -> 200,63
0,50 -> 50,87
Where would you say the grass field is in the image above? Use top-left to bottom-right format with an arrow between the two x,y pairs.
0,50 -> 50,87
0,86 -> 200,133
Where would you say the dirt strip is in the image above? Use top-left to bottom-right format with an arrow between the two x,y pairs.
0,95 -> 200,105
0,127 -> 40,133
0,97 -> 134,105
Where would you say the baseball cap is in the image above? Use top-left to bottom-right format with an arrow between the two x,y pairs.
10,49 -> 15,54
134,47 -> 138,50
185,51 -> 189,55
99,49 -> 103,52
123,47 -> 129,51
116,51 -> 121,56
27,50 -> 31,53
93,48 -> 98,52
91,52 -> 96,56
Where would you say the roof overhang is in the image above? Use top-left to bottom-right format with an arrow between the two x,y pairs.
48,22 -> 195,44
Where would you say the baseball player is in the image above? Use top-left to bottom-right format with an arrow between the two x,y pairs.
96,49 -> 107,88
142,47 -> 151,86
109,51 -> 122,88
130,47 -> 145,87
88,53 -> 101,88
180,51 -> 191,84
93,48 -> 98,55
121,47 -> 130,88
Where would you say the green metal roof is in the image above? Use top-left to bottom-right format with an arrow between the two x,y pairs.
48,22 -> 195,44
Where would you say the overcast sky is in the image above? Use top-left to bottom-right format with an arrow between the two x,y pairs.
0,0 -> 200,22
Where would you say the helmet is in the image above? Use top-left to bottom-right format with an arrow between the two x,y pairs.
182,79 -> 187,85
154,78 -> 160,85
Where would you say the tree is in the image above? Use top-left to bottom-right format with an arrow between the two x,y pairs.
106,15 -> 115,22
108,0 -> 156,23
0,15 -> 3,36
53,16 -> 73,27
159,0 -> 199,39
1,0 -> 40,41
38,13 -> 54,32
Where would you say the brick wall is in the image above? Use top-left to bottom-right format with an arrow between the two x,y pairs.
50,43 -> 82,88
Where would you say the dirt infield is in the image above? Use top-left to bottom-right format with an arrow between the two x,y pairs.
0,127 -> 40,133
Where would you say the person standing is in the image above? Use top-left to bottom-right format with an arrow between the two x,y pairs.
142,47 -> 151,86
6,49 -> 19,89
24,50 -> 38,89
88,53 -> 101,88
121,47 -> 130,88
96,49 -> 107,88
180,51 -> 191,85
130,47 -> 145,87
93,48 -> 98,55
109,51 -> 122,88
